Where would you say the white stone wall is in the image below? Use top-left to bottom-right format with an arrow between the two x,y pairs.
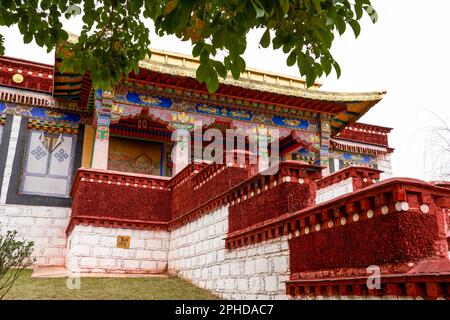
377,154 -> 393,180
168,206 -> 290,300
0,204 -> 70,266
315,177 -> 353,204
66,225 -> 170,274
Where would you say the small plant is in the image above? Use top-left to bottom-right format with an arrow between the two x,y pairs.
0,230 -> 34,299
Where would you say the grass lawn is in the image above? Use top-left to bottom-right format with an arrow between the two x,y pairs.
3,270 -> 219,300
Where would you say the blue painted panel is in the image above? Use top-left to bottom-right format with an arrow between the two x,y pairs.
30,108 -> 81,122
125,92 -> 172,108
195,103 -> 253,121
272,116 -> 309,130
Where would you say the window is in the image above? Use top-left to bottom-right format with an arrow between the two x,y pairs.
329,157 -> 335,173
20,130 -> 76,197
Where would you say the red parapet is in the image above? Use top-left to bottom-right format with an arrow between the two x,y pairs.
167,162 -> 207,188
168,161 -> 323,230
225,177 -> 450,250
0,56 -> 54,93
316,166 -> 382,191
334,122 -> 392,148
68,168 -> 172,235
222,175 -> 450,299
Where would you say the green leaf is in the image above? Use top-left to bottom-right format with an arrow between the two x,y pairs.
196,62 -> 211,83
286,51 -> 296,66
336,16 -> 346,35
231,60 -> 241,80
272,36 -> 283,50
57,29 -> 69,41
355,2 -> 363,20
349,20 -> 361,38
236,56 -> 246,71
260,29 -> 270,48
364,5 -> 378,23
23,33 -> 33,44
192,42 -> 204,57
279,0 -> 289,15
296,52 -> 307,75
206,73 -> 219,93
212,60 -> 227,79
321,56 -> 332,75
251,0 -> 266,18
333,61 -> 341,78
305,72 -> 316,88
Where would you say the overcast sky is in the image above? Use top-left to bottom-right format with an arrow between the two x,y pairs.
1,0 -> 449,181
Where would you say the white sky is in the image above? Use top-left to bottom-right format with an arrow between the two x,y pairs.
1,0 -> 449,181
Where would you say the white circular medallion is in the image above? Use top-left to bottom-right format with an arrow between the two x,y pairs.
420,204 -> 429,214
401,201 -> 409,211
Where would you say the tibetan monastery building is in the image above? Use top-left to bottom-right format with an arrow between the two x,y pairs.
0,48 -> 449,300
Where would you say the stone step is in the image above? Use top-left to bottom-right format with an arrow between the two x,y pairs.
31,267 -> 169,278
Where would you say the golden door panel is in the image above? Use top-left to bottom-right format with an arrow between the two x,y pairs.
108,136 -> 162,175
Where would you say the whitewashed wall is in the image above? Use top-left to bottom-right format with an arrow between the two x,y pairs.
66,225 -> 170,274
377,154 -> 393,180
168,206 -> 290,300
0,204 -> 70,266
315,177 -> 353,204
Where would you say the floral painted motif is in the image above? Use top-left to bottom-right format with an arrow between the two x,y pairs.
96,126 -> 109,142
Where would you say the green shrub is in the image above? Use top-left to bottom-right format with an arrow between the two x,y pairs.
0,230 -> 34,299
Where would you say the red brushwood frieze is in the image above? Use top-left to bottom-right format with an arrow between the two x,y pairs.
289,211 -> 439,272
168,161 -> 322,230
225,178 -> 450,250
228,181 -> 315,232
68,168 -> 172,235
316,166 -> 382,191
334,122 -> 392,148
0,56 -> 53,93
193,164 -> 253,212
169,162 -> 252,220
69,162 -> 255,233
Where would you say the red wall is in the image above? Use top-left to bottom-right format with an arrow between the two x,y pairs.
170,166 -> 250,220
229,182 -> 315,232
71,181 -> 171,222
289,212 -> 440,273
